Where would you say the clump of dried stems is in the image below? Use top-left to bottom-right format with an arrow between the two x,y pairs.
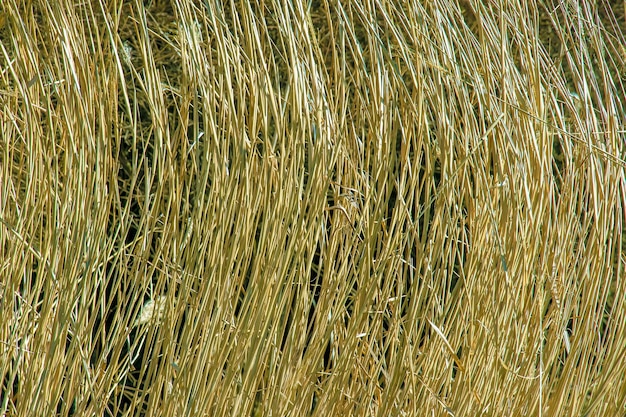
1,0 -> 625,416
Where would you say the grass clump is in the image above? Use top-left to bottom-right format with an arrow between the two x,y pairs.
1,0 -> 625,416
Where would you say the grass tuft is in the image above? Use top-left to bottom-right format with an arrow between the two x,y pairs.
1,1 -> 625,416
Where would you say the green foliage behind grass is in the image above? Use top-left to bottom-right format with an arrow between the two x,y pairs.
1,0 -> 625,416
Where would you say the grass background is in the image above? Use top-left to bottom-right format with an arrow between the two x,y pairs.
1,0 -> 625,416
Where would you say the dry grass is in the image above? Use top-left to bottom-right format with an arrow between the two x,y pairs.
1,0 -> 626,416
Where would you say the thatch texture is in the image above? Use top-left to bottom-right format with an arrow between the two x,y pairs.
1,1 -> 625,416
